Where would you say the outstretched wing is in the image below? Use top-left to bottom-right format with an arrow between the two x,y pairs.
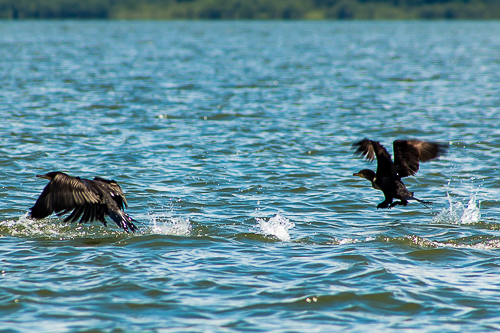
30,173 -> 100,219
93,177 -> 128,209
393,140 -> 447,177
352,138 -> 397,178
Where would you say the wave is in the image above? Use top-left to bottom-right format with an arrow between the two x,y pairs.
1,188 -> 495,251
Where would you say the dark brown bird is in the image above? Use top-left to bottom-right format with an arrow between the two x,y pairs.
30,172 -> 138,233
352,139 -> 447,209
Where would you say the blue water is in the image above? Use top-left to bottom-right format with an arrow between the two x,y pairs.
1,21 -> 500,332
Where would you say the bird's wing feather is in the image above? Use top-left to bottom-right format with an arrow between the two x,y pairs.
108,210 -> 138,233
353,139 -> 397,178
30,173 -> 100,219
64,205 -> 85,223
393,140 -> 446,177
93,177 -> 128,209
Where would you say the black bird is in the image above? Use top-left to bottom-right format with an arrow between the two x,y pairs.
352,138 -> 446,209
30,172 -> 138,233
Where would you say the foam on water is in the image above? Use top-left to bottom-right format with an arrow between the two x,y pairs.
0,213 -> 58,237
148,214 -> 192,236
432,191 -> 481,225
255,214 -> 295,242
0,213 -> 125,238
386,235 -> 500,251
328,237 -> 367,245
0,213 -> 193,238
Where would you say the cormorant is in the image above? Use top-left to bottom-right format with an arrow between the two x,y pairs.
352,138 -> 446,209
30,172 -> 138,233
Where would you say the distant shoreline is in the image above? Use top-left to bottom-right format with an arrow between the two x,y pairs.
1,0 -> 499,20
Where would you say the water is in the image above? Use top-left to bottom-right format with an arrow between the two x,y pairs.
0,21 -> 499,332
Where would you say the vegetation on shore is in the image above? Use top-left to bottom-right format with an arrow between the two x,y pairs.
1,0 -> 499,20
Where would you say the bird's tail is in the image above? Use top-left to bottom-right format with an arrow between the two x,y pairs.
108,210 -> 139,233
408,193 -> 433,209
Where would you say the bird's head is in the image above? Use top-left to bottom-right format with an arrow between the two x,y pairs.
353,169 -> 376,182
36,171 -> 64,181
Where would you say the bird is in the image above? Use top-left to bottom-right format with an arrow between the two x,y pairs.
29,171 -> 138,233
352,138 -> 447,209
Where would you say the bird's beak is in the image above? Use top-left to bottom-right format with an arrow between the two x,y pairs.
353,172 -> 361,177
36,174 -> 50,180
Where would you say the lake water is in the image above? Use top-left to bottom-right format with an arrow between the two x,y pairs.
1,21 -> 499,332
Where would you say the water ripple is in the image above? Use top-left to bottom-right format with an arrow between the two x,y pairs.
1,21 -> 500,332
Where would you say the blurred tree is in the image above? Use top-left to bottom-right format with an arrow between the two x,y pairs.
0,0 -> 498,19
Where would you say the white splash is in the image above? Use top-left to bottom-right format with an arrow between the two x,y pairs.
1,213 -> 64,236
0,213 -> 120,238
149,215 -> 192,236
432,192 -> 481,225
255,214 -> 295,242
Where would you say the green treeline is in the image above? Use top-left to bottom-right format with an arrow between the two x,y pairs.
1,0 -> 499,19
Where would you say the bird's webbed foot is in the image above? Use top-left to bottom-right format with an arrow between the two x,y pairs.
389,200 -> 408,208
377,200 -> 392,209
